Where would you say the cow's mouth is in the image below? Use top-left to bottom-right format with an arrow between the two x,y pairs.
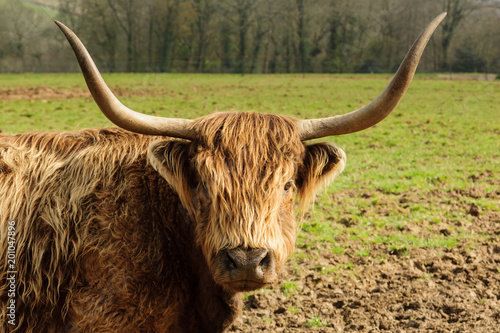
223,279 -> 272,293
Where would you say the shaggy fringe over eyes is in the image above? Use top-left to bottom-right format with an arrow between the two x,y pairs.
190,112 -> 305,266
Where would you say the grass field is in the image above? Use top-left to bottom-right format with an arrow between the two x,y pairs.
1,73 -> 499,331
1,72 -> 497,205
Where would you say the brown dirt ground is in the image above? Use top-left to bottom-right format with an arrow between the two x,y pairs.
229,187 -> 500,332
0,85 -> 161,101
0,86 -> 91,100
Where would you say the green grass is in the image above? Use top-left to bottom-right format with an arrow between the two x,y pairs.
317,262 -> 355,276
1,73 -> 498,262
280,281 -> 299,298
306,315 -> 328,328
0,0 -> 60,16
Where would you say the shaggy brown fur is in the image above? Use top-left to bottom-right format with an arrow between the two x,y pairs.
0,112 -> 345,332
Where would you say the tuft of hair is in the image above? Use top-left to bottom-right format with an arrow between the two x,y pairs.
297,142 -> 346,213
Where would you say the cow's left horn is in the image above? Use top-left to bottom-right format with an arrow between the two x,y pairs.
55,21 -> 195,140
298,12 -> 447,141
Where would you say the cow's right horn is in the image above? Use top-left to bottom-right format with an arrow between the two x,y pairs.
298,12 -> 447,141
55,21 -> 196,140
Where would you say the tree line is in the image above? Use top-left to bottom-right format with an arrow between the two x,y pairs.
0,0 -> 499,74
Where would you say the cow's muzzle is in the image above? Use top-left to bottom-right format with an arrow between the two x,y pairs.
214,246 -> 276,292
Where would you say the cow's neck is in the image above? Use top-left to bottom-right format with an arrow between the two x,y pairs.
189,248 -> 242,332
149,171 -> 241,332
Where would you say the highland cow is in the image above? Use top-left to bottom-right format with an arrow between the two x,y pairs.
0,13 -> 446,332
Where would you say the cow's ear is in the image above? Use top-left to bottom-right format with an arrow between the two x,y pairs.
296,142 -> 346,209
148,139 -> 197,209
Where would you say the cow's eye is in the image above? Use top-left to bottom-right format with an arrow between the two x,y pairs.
284,181 -> 293,192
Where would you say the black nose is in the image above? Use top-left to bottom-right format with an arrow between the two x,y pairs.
225,247 -> 273,279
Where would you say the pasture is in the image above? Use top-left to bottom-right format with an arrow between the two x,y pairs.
1,73 -> 499,331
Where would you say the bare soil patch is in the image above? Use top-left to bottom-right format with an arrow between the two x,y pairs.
0,85 -> 164,101
0,86 -> 90,101
230,189 -> 500,332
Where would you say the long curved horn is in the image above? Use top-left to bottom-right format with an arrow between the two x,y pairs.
55,21 -> 195,140
299,12 -> 447,141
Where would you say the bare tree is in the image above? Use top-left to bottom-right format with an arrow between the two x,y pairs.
323,0 -> 374,73
230,0 -> 259,73
249,1 -> 280,73
106,0 -> 144,72
295,0 -> 307,73
83,0 -> 120,72
450,5 -> 500,74
214,0 -> 261,73
0,0 -> 48,72
149,0 -> 187,72
439,0 -> 479,70
193,0 -> 216,72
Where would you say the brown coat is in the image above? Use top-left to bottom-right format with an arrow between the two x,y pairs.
0,113 -> 345,332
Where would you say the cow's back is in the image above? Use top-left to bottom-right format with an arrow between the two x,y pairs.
0,128 -> 196,332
